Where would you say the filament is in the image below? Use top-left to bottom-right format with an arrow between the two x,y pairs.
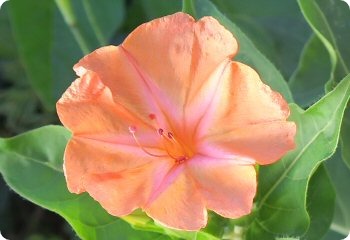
128,126 -> 166,158
129,114 -> 190,164
158,128 -> 181,160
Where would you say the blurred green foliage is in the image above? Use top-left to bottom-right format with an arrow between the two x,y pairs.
0,0 -> 350,239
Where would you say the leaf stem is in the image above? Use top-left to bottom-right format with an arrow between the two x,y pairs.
55,0 -> 90,54
182,0 -> 197,19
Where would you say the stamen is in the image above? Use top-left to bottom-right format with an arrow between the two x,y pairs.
167,132 -> 174,139
159,129 -> 181,149
157,128 -> 184,160
128,125 -> 166,158
129,125 -> 137,133
131,117 -> 191,164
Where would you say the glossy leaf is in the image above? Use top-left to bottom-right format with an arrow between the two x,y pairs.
341,109 -> 350,169
289,35 -> 331,107
325,150 -> 350,236
246,74 -> 350,239
303,165 -> 335,240
298,0 -> 350,84
298,0 -> 350,190
210,0 -> 310,79
195,0 -> 294,102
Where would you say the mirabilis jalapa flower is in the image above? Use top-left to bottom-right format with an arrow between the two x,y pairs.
57,13 -> 296,230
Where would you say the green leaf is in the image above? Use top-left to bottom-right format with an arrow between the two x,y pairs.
82,0 -> 125,45
51,5 -> 83,101
322,229 -> 346,240
9,0 -> 55,110
298,0 -> 350,186
195,0 -> 293,102
55,0 -> 125,52
54,0 -> 96,54
302,165 -> 335,240
140,0 -> 181,20
0,126 -> 220,240
124,211 -> 220,240
121,0 -> 181,43
246,73 -> 350,239
0,126 -> 166,240
298,0 -> 350,83
8,0 -> 125,109
210,0 -> 311,79
325,150 -> 350,236
341,109 -> 350,169
0,4 -> 17,58
289,34 -> 331,107
52,0 -> 125,98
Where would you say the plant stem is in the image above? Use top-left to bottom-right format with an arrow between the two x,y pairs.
182,0 -> 197,19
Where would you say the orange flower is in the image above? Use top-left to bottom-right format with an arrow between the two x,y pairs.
57,13 -> 296,231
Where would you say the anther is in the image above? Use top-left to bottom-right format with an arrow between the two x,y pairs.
131,122 -> 190,164
129,125 -> 137,133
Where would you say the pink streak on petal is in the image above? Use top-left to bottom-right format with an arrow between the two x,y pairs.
188,156 -> 256,218
144,166 -> 207,231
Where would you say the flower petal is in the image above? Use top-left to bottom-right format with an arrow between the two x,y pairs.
188,156 -> 256,218
57,71 -> 117,135
57,70 -> 157,138
73,46 -> 169,129
64,137 -> 167,193
144,165 -> 207,230
200,121 -> 296,165
122,13 -> 237,136
197,62 -> 296,164
84,160 -> 172,216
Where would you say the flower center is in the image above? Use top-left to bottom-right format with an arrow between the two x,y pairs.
128,114 -> 191,164
158,128 -> 190,164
